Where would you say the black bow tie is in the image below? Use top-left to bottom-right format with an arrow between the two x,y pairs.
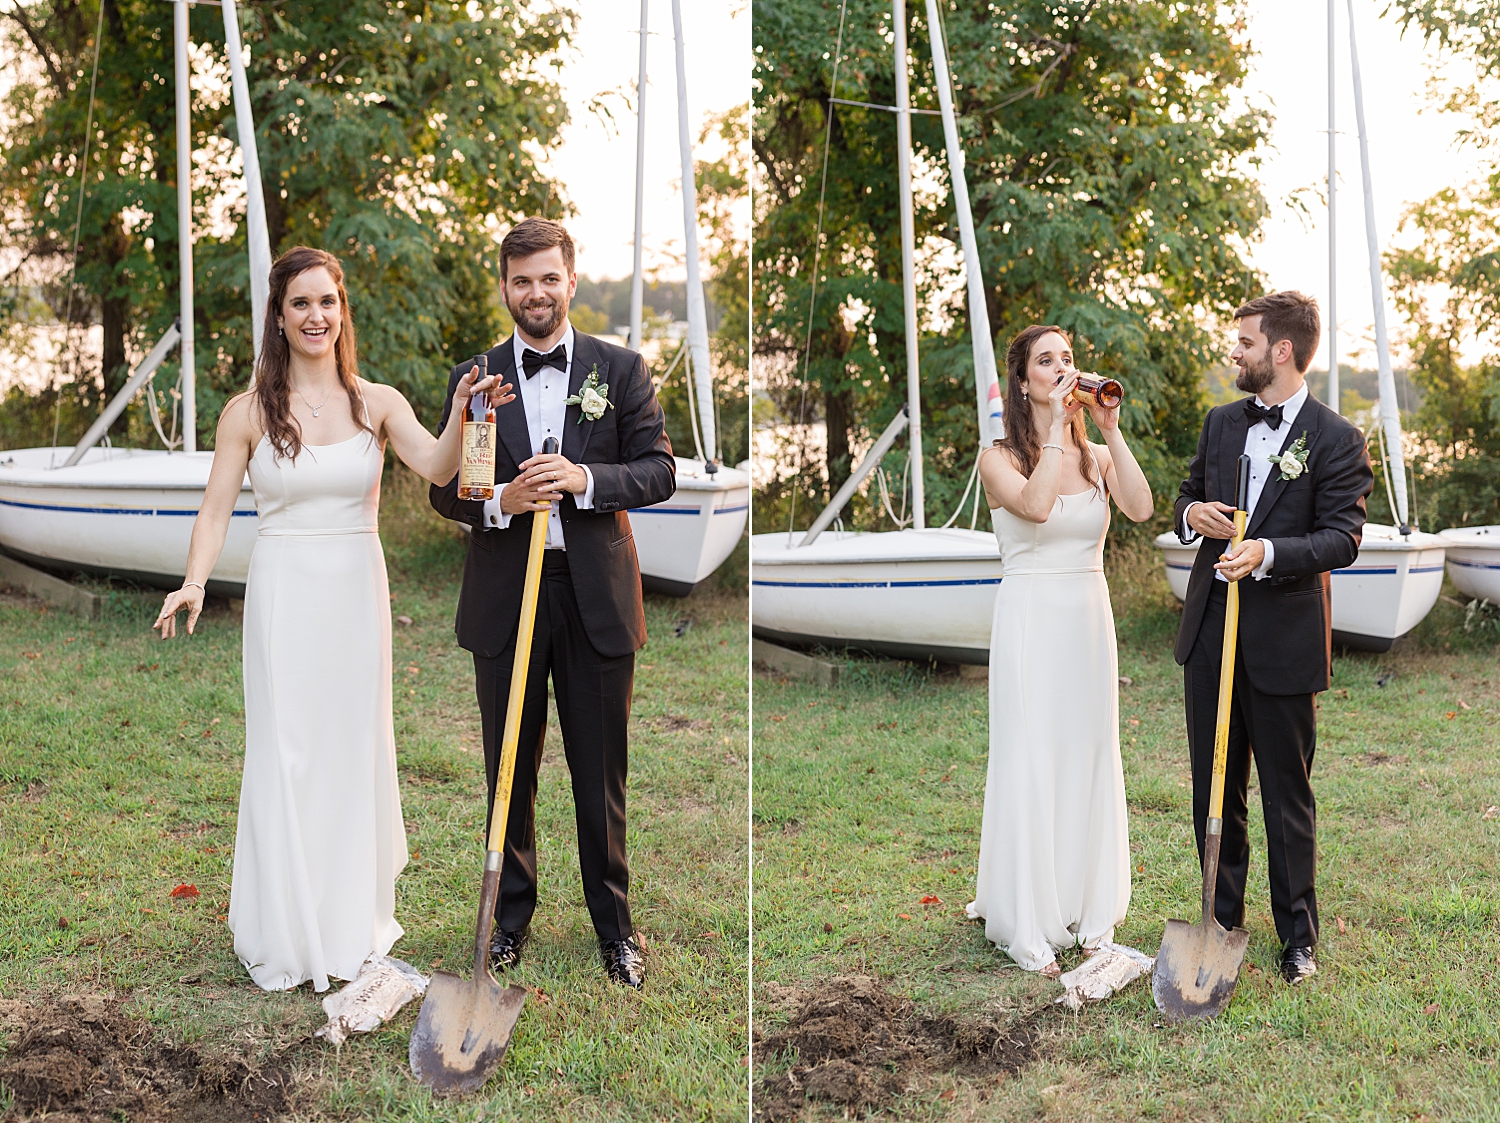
521,345 -> 567,379
1243,399 -> 1284,430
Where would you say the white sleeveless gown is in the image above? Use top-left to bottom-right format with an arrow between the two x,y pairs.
966,487 -> 1131,971
228,432 -> 408,992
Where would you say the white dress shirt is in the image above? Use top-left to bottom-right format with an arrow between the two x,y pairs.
480,325 -> 595,548
1181,382 -> 1310,582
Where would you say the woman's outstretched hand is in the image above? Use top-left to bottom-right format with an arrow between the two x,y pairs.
154,586 -> 206,639
453,362 -> 515,414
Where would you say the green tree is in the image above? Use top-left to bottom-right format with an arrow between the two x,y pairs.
752,0 -> 1269,534
1373,1 -> 1500,529
0,0 -> 573,449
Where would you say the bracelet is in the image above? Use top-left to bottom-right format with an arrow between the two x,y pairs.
182,581 -> 205,594
1041,443 -> 1064,453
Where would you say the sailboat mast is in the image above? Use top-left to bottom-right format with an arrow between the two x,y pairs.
924,0 -> 1000,447
221,0 -> 272,365
670,0 -> 718,465
893,0 -> 925,528
1327,0 -> 1339,415
174,0 -> 195,452
1346,0 -> 1409,530
629,0 -> 648,352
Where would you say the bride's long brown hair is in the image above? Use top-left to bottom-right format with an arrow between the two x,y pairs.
998,324 -> 1098,490
253,247 -> 371,460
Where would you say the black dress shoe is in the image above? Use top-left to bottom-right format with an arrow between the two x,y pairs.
1280,945 -> 1316,984
488,926 -> 529,972
599,936 -> 646,989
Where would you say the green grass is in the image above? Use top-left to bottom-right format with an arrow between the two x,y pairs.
0,465 -> 749,1121
752,544 -> 1500,1121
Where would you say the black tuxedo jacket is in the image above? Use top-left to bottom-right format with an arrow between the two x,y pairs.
429,331 -> 676,659
1173,394 -> 1373,695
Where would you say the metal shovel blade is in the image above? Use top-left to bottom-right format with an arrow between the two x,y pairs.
1151,916 -> 1249,1022
409,968 -> 528,1095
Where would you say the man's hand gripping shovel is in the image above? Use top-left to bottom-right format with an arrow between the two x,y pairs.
410,437 -> 558,1093
1152,453 -> 1252,1023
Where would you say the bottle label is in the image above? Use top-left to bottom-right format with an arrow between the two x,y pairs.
460,420 -> 496,492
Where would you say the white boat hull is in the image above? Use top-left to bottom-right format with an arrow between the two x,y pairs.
1154,525 -> 1447,651
632,458 -> 749,596
0,449 -> 748,601
750,527 -> 1003,663
0,447 -> 256,595
1438,526 -> 1500,601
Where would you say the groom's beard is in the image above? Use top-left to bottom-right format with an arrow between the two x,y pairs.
1235,351 -> 1276,395
509,295 -> 568,340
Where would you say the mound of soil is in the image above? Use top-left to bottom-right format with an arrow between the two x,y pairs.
754,976 -> 1037,1120
0,995 -> 289,1122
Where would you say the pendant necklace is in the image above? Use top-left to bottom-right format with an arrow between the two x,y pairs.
296,383 -> 334,418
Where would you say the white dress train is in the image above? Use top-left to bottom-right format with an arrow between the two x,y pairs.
967,486 -> 1131,971
228,432 -> 408,992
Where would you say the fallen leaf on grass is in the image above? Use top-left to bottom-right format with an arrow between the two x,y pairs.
898,913 -> 911,920
875,720 -> 897,730
1459,699 -> 1471,710
920,895 -> 941,905
1446,712 -> 1457,720
1337,916 -> 1347,935
1484,807 -> 1498,821
169,883 -> 200,899
824,922 -> 834,933
528,987 -> 551,1005
940,1088 -> 957,1102
700,930 -> 720,939
1424,1003 -> 1440,1015
395,614 -> 413,626
770,714 -> 785,723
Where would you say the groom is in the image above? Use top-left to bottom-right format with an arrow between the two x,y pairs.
430,218 -> 676,989
1174,291 -> 1372,984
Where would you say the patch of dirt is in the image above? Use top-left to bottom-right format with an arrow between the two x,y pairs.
0,994 -> 289,1122
753,976 -> 1037,1120
656,714 -> 712,732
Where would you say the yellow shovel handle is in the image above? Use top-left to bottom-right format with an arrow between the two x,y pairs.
1206,507 -> 1248,827
485,502 -> 551,858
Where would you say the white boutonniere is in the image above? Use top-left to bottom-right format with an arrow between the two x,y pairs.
565,365 -> 612,423
1269,433 -> 1309,480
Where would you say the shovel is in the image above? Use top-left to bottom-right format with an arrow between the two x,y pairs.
410,436 -> 559,1092
1152,453 -> 1253,1023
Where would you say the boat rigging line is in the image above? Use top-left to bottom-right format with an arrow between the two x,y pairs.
785,0 -> 849,539
48,0 -> 107,468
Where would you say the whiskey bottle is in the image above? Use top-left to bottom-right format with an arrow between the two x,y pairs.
458,354 -> 497,500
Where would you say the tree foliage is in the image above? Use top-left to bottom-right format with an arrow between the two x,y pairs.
1375,1 -> 1500,530
0,0 -> 573,447
753,0 -> 1269,533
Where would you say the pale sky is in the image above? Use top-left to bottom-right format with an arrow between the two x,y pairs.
541,0 -> 748,282
1239,0 -> 1485,368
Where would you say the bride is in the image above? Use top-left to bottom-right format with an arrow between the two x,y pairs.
152,246 -> 512,991
966,325 -> 1153,976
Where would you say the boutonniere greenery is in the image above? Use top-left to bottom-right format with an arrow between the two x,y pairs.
1269,433 -> 1310,480
565,365 -> 612,423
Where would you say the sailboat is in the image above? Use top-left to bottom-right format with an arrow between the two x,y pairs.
1155,0 -> 1445,653
750,0 -> 1004,664
0,0 -> 262,595
0,2 -> 746,598
621,0 -> 749,596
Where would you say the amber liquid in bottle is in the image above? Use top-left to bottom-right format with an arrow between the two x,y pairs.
1070,373 -> 1125,410
458,355 -> 496,500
